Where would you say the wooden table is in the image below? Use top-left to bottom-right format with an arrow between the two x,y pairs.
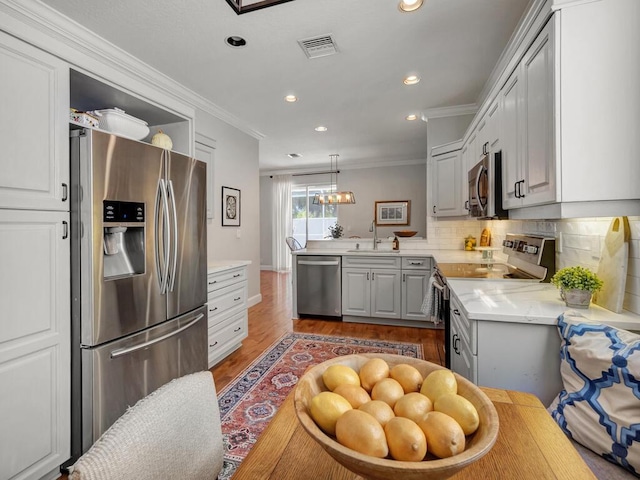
233,387 -> 596,480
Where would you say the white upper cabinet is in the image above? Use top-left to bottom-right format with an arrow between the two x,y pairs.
501,18 -> 556,210
0,31 -> 69,211
430,141 -> 465,217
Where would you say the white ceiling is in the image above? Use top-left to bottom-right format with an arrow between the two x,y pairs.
40,0 -> 531,173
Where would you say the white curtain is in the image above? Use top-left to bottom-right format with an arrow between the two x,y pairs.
272,174 -> 293,272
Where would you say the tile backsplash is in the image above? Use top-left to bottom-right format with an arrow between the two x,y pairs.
426,216 -> 640,315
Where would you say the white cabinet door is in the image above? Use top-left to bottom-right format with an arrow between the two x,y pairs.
432,149 -> 464,217
521,19 -> 556,207
0,209 -> 70,480
401,270 -> 429,321
195,134 -> 216,220
449,311 -> 477,384
342,268 -> 371,316
370,269 -> 401,319
0,32 -> 69,211
500,68 -> 522,209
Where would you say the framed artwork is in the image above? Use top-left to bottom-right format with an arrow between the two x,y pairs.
375,200 -> 410,226
222,186 -> 241,226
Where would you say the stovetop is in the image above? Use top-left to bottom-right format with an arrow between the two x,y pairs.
437,234 -> 556,282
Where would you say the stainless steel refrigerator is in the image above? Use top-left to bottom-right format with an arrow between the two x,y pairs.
68,129 -> 208,462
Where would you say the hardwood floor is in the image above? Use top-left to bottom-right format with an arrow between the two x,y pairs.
211,270 -> 445,391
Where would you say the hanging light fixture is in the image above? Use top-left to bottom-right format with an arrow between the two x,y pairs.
312,154 -> 356,205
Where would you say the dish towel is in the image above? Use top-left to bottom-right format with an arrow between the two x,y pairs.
420,273 -> 441,326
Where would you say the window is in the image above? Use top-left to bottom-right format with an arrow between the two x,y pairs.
292,184 -> 337,245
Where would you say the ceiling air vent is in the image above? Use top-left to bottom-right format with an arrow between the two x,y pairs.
298,34 -> 339,59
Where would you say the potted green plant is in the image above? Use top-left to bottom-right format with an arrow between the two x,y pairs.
550,266 -> 603,309
328,223 -> 343,239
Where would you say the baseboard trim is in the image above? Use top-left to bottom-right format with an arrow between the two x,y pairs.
248,293 -> 262,308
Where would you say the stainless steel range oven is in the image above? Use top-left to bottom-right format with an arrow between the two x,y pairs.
436,234 -> 556,368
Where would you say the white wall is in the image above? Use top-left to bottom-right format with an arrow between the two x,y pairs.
197,109 -> 262,303
260,162 -> 426,269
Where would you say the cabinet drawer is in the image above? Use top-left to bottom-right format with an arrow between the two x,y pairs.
342,256 -> 401,269
401,257 -> 432,270
207,311 -> 247,358
450,294 -> 477,354
207,266 -> 246,292
207,282 -> 247,325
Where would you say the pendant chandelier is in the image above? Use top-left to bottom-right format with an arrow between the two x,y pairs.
312,154 -> 356,205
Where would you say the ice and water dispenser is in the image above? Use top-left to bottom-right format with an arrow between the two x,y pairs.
103,200 -> 145,278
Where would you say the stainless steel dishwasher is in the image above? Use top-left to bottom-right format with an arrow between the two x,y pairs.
296,255 -> 342,318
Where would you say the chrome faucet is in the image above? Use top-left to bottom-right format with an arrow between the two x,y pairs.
369,220 -> 379,250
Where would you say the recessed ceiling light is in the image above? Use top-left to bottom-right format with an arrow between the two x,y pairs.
284,95 -> 298,102
403,75 -> 421,85
315,126 -> 328,132
225,35 -> 247,48
406,114 -> 418,121
398,0 -> 423,13
287,153 -> 302,158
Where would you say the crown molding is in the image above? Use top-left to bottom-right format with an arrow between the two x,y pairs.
421,104 -> 477,121
0,0 -> 265,140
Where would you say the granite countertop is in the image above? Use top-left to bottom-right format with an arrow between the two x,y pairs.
207,260 -> 251,275
447,279 -> 640,331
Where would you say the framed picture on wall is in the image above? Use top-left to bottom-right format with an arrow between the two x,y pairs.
375,200 -> 410,226
222,186 -> 241,226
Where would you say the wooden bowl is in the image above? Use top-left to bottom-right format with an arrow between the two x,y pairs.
393,230 -> 418,237
294,354 -> 499,480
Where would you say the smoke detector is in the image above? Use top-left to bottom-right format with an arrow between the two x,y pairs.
298,34 -> 339,59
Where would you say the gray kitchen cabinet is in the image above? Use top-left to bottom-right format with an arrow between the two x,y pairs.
207,265 -> 248,367
448,290 -> 562,406
0,209 -> 70,480
430,140 -> 465,217
342,256 -> 401,320
0,30 -> 69,211
401,257 -> 432,321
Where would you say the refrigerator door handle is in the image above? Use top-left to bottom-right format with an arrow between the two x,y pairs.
167,178 -> 178,292
156,176 -> 171,294
109,313 -> 204,359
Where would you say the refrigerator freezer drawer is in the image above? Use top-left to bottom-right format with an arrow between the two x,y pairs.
81,306 -> 207,452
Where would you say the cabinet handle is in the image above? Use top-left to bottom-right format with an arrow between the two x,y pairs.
61,183 -> 68,202
209,341 -> 218,348
464,200 -> 469,211
233,273 -> 241,278
62,221 -> 68,239
234,296 -> 241,301
519,180 -> 526,198
453,335 -> 460,355
402,274 -> 405,282
372,272 -> 375,281
453,308 -> 460,316
209,280 -> 217,285
433,205 -> 436,214
209,307 -> 218,312
367,272 -> 369,281
233,327 -> 241,333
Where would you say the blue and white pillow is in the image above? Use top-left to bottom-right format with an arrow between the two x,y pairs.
548,312 -> 640,476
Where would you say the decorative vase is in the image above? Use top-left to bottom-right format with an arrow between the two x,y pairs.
561,288 -> 592,309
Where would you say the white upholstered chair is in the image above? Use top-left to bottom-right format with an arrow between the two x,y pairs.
70,371 -> 224,480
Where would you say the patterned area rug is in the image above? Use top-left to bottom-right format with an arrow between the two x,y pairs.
216,332 -> 424,480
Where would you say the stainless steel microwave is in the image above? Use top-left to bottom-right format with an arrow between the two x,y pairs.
468,149 -> 508,219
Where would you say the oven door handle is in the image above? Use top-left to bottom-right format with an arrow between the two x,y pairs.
110,314 -> 204,359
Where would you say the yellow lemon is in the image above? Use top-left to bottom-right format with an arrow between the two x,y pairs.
309,391 -> 352,436
384,416 -> 427,462
336,409 -> 389,458
333,384 -> 371,409
359,358 -> 390,392
322,364 -> 361,391
393,392 -> 433,423
371,377 -> 405,409
389,363 -> 424,393
417,411 -> 465,459
420,369 -> 457,403
358,400 -> 395,427
434,393 -> 479,435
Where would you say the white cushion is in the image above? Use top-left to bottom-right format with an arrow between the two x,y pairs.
70,371 -> 224,480
548,312 -> 640,477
